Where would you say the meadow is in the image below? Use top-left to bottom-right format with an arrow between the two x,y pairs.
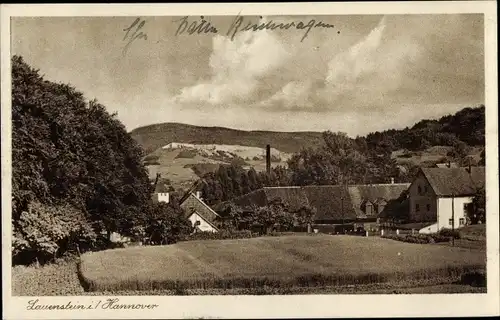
78,235 -> 486,293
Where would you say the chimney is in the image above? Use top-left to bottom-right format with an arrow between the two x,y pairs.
196,191 -> 202,200
390,177 -> 395,184
266,144 -> 271,175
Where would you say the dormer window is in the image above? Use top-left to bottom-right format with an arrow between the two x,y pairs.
362,200 -> 374,215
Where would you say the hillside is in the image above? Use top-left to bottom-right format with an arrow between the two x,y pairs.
130,123 -> 324,155
133,106 -> 485,188
131,106 -> 485,156
144,142 -> 291,189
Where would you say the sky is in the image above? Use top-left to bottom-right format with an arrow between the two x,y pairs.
11,14 -> 484,136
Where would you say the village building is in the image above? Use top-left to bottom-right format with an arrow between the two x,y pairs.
153,184 -> 220,233
216,182 -> 410,233
180,191 -> 220,233
408,166 -> 485,234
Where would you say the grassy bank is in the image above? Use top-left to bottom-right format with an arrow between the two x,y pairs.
12,258 -> 84,296
79,235 -> 486,292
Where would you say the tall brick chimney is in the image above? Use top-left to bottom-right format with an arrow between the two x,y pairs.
266,144 -> 271,175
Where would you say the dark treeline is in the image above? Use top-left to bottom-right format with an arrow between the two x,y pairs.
200,107 -> 485,206
362,105 -> 485,152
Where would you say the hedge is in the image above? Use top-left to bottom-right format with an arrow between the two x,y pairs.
382,234 -> 451,244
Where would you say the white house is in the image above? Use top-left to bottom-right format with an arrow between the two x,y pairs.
180,192 -> 220,233
153,185 -> 220,233
408,166 -> 485,234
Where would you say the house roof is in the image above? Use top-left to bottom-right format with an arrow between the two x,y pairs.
347,183 -> 410,217
180,193 -> 221,229
229,187 -> 310,213
302,185 -> 357,221
420,167 -> 485,196
218,183 -> 411,222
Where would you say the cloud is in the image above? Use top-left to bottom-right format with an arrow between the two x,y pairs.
319,16 -> 421,110
174,26 -> 291,105
259,80 -> 314,110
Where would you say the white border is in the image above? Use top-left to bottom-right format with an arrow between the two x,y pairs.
1,2 -> 498,319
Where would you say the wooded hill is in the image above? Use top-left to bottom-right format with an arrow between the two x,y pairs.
131,106 -> 485,156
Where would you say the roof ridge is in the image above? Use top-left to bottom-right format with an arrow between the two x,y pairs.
191,193 -> 221,217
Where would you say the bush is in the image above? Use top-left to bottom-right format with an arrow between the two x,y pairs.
382,233 -> 450,244
438,229 -> 461,239
460,270 -> 486,287
13,201 -> 97,265
185,230 -> 254,241
144,202 -> 194,245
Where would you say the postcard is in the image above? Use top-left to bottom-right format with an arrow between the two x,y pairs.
1,2 -> 498,319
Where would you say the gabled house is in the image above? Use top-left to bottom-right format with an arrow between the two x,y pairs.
408,166 -> 485,234
152,182 -> 220,233
180,192 -> 221,233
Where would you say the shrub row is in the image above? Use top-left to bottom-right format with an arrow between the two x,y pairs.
184,230 -> 254,241
382,234 -> 450,244
184,231 -> 321,241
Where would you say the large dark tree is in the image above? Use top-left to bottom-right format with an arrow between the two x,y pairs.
471,187 -> 486,224
11,56 -> 152,263
288,131 -> 399,186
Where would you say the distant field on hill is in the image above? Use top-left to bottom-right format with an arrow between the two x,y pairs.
79,235 -> 485,293
144,143 -> 291,189
130,122 -> 324,155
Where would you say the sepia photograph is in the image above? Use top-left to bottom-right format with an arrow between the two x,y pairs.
1,2 -> 498,319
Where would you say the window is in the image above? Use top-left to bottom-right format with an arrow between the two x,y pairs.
449,219 -> 453,226
424,186 -> 428,193
459,218 -> 465,226
365,203 -> 373,215
426,204 -> 431,211
417,186 -> 422,194
416,204 -> 420,212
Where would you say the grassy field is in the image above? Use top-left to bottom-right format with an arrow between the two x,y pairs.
79,235 -> 485,292
12,258 -> 85,296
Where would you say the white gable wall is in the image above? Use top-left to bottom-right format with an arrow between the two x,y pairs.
188,212 -> 218,233
437,196 -> 472,230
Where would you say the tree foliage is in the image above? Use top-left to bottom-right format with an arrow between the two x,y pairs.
11,55 -> 152,263
218,199 -> 315,235
288,131 -> 400,186
363,105 -> 485,152
13,201 -> 97,264
143,200 -> 193,245
471,187 -> 486,224
200,164 -> 291,205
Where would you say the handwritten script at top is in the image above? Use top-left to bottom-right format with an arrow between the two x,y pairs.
120,15 -> 338,55
174,14 -> 338,42
122,18 -> 148,56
